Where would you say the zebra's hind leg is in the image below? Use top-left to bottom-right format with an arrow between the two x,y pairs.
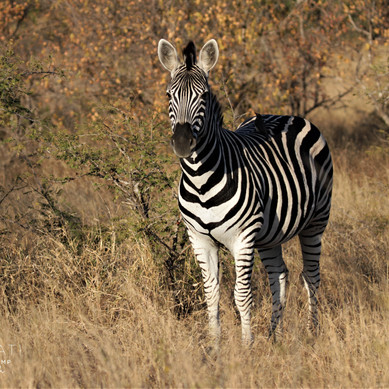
259,245 -> 289,340
299,232 -> 323,333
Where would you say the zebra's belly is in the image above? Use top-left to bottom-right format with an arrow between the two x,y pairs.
182,205 -> 307,252
180,200 -> 314,250
253,203 -> 314,248
253,223 -> 303,249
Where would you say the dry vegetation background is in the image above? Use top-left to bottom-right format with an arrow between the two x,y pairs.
0,0 -> 388,387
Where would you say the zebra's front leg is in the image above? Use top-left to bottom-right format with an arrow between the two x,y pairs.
259,246 -> 289,339
191,235 -> 221,341
233,243 -> 255,345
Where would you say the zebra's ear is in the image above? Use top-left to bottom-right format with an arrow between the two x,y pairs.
198,39 -> 219,74
158,39 -> 180,74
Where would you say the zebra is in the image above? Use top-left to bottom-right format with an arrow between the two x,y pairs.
157,39 -> 333,344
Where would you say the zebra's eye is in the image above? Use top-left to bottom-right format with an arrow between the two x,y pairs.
201,91 -> 209,100
166,92 -> 171,100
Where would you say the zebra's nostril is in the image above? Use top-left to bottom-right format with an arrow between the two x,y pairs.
171,123 -> 196,157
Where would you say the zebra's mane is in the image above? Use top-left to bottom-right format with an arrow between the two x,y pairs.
183,41 -> 196,70
208,91 -> 223,130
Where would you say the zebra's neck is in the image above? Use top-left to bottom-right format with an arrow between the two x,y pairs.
179,92 -> 231,196
187,92 -> 223,158
181,92 -> 224,165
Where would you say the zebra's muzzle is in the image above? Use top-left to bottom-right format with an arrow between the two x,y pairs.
171,122 -> 197,158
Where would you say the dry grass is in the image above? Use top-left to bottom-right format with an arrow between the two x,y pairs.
0,144 -> 388,388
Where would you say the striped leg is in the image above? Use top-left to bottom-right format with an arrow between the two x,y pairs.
233,243 -> 255,345
299,232 -> 322,332
259,245 -> 289,339
190,233 -> 221,341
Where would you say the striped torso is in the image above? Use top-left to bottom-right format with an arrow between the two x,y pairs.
178,114 -> 332,252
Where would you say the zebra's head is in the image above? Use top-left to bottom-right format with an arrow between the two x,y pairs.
158,39 -> 219,158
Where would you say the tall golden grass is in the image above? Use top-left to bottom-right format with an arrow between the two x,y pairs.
0,140 -> 388,388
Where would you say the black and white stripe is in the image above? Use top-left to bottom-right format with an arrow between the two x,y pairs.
158,39 -> 333,343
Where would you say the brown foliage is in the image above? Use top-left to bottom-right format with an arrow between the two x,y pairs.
1,0 -> 387,126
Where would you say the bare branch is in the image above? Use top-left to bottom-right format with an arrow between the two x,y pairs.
0,180 -> 27,206
347,14 -> 371,39
21,70 -> 61,79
